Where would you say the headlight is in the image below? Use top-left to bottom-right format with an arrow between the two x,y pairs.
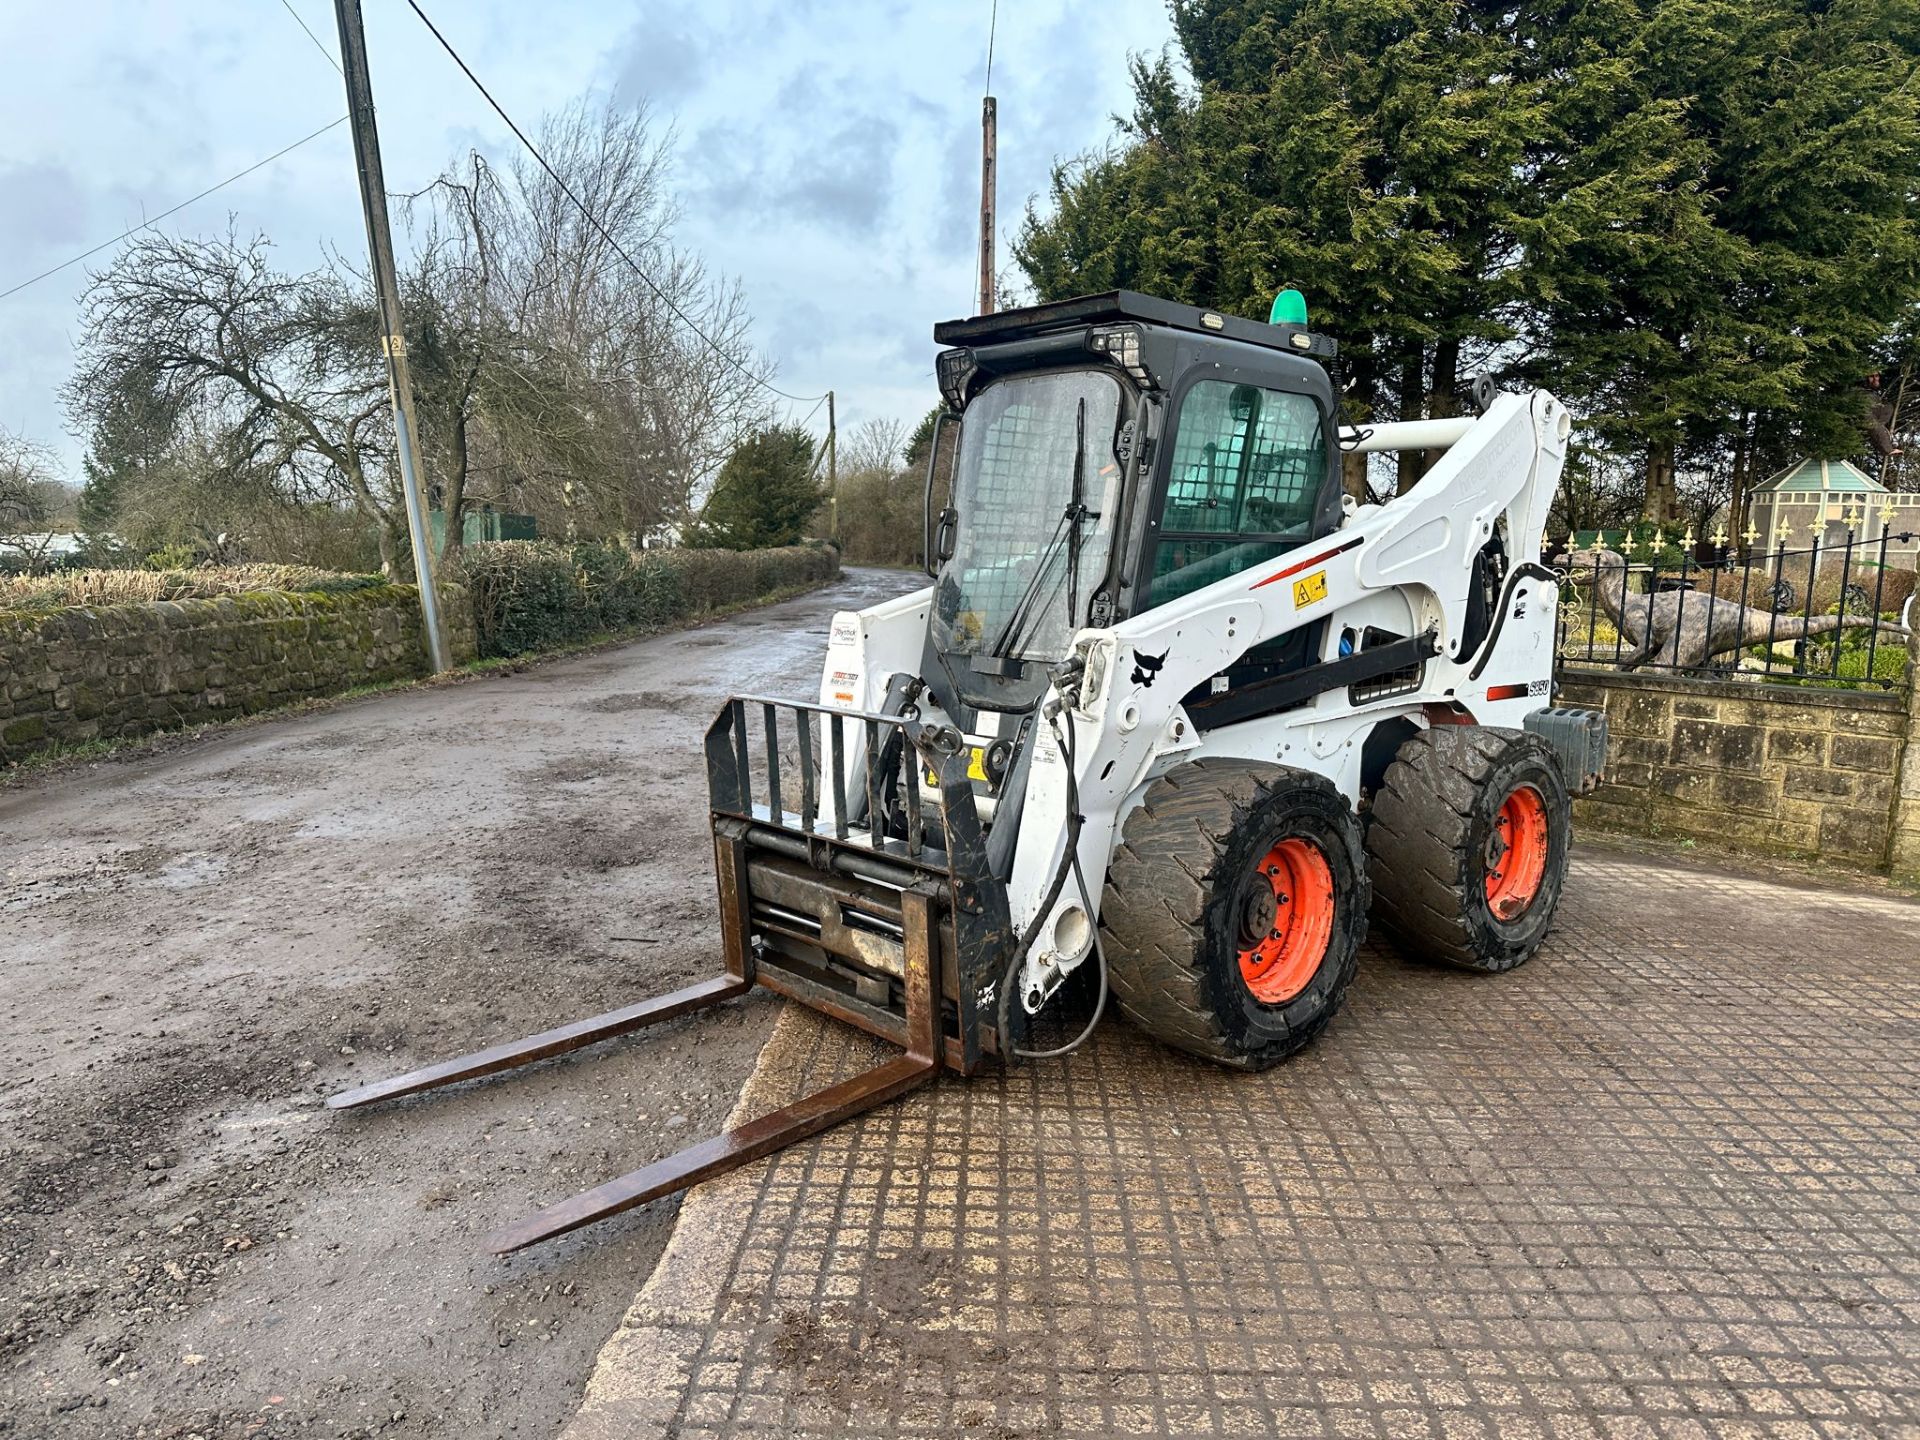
1088,324 -> 1151,386
936,348 -> 978,410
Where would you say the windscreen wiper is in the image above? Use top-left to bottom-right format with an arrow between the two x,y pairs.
987,399 -> 1096,662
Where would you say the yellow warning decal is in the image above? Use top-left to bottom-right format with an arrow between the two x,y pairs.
1292,570 -> 1328,609
924,746 -> 992,787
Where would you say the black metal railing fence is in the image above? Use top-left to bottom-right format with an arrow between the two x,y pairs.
1554,524 -> 1917,691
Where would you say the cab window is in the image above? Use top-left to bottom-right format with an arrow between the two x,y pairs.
1149,380 -> 1327,606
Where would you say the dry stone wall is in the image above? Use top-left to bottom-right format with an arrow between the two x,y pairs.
1559,663 -> 1919,879
0,584 -> 475,764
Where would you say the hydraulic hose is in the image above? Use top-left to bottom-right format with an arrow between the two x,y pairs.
994,708 -> 1112,1062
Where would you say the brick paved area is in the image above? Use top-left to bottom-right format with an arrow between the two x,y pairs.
563,847 -> 1920,1440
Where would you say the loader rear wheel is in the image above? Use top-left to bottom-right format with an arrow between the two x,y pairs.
1100,760 -> 1368,1071
1366,726 -> 1571,973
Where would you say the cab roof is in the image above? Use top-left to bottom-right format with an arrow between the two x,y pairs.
933,289 -> 1337,360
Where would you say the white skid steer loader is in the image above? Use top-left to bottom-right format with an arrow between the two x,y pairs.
334,289 -> 1606,1252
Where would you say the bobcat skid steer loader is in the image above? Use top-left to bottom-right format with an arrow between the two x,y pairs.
332,289 -> 1606,1252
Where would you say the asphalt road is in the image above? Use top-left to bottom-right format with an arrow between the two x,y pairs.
0,566 -> 923,1440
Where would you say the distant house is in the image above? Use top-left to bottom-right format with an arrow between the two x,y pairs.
1746,458 -> 1920,563
0,532 -> 83,569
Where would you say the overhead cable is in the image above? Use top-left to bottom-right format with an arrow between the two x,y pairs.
402,0 -> 829,407
0,116 -> 350,304
278,0 -> 344,75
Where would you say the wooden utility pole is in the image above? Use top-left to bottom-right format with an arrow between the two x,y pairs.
826,390 -> 839,541
333,0 -> 451,672
978,96 -> 997,316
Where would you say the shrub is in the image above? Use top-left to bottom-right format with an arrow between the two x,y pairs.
1696,558 -> 1917,618
456,540 -> 839,658
647,541 -> 838,615
456,541 -> 592,658
143,543 -> 201,571
572,540 -> 684,631
831,467 -> 926,568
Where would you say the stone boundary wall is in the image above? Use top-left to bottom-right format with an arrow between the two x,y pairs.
1559,659 -> 1920,880
0,584 -> 475,765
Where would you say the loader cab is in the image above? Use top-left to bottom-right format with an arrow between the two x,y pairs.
926,290 -> 1341,719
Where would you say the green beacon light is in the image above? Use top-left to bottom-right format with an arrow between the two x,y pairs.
1269,287 -> 1309,327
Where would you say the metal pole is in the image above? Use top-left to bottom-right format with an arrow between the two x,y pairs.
826,390 -> 839,542
333,0 -> 452,672
978,96 -> 997,316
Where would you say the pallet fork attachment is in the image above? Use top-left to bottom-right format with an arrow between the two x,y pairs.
329,697 -> 1004,1253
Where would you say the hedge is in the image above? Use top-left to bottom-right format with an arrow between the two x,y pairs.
456,539 -> 840,658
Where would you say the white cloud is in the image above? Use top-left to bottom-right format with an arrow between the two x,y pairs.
0,0 -> 1172,475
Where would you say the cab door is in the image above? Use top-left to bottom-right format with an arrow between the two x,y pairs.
1132,375 -> 1338,712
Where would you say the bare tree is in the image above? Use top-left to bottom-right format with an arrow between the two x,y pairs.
67,101 -> 778,570
66,228 -> 407,568
841,417 -> 907,476
0,429 -> 67,572
480,100 -> 776,538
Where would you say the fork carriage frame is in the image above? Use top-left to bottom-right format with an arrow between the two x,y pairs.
328,696 -> 1013,1253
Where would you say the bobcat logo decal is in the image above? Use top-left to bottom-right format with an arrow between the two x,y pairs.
1130,648 -> 1169,688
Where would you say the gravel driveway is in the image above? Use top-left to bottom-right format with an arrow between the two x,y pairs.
0,566 -> 922,1440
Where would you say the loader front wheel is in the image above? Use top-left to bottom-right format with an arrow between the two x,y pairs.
1101,760 -> 1368,1071
1366,726 -> 1572,973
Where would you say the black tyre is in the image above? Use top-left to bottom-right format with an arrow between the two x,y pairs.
1366,726 -> 1571,973
1100,759 -> 1369,1070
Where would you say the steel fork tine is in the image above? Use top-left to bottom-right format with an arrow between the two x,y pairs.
486,890 -> 944,1254
327,975 -> 751,1111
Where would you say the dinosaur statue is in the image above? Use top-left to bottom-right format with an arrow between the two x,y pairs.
1565,548 -> 1910,671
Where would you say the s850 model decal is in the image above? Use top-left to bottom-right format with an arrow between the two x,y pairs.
1486,679 -> 1549,701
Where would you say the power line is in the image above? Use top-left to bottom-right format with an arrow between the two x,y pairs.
985,0 -> 999,95
401,0 -> 829,407
0,116 -> 350,304
277,0 -> 343,75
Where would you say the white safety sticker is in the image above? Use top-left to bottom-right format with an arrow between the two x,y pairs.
1034,725 -> 1061,766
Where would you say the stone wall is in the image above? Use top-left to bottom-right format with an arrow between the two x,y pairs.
0,584 -> 474,765
1890,631 -> 1920,885
1559,665 -> 1917,876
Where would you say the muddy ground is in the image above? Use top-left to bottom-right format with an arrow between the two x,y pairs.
0,567 -> 921,1440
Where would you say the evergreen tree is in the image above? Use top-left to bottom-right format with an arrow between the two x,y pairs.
74,357 -> 183,535
692,424 -> 822,549
1523,0 -> 1920,523
1018,0 -> 1920,523
1018,0 -> 1549,489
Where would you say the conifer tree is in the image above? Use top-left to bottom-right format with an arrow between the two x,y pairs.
1018,0 -> 1920,522
692,424 -> 822,549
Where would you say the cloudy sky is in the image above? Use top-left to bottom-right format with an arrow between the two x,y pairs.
0,1 -> 1178,477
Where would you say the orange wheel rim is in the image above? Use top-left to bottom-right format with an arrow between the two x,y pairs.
1236,837 -> 1335,1005
1485,784 -> 1550,922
